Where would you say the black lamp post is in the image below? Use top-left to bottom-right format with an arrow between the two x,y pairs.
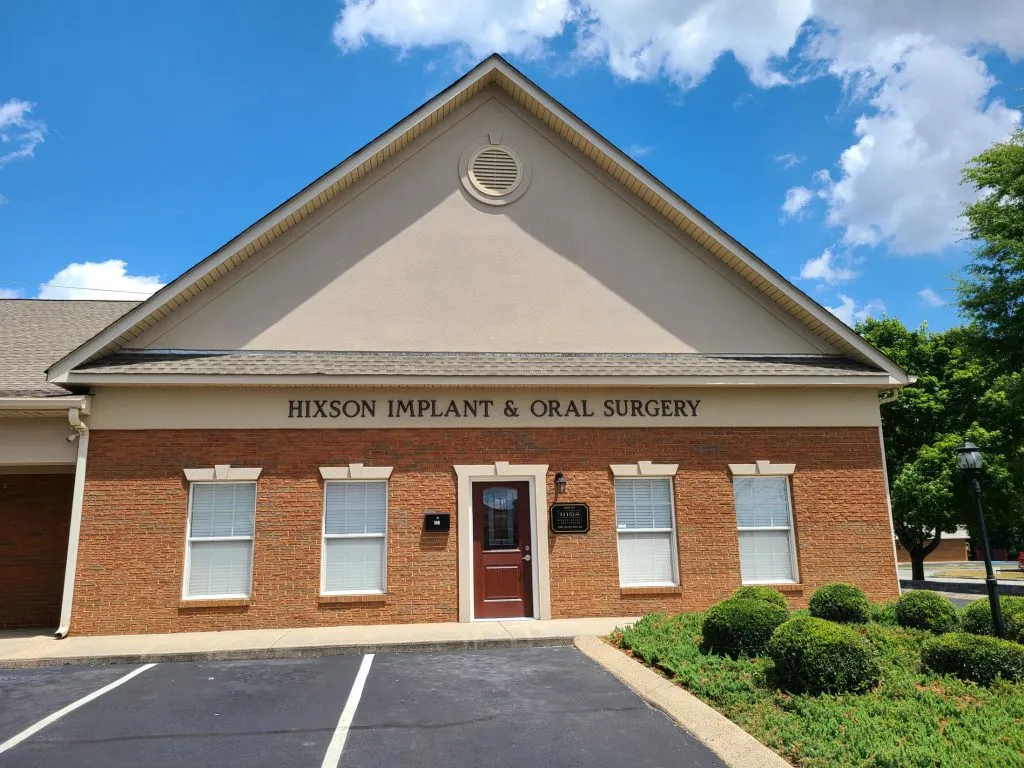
955,440 -> 1004,637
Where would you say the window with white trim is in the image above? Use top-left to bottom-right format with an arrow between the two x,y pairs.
734,476 -> 798,583
322,481 -> 387,594
184,482 -> 256,599
614,477 -> 678,586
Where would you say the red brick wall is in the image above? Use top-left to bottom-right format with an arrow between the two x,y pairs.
71,427 -> 897,635
0,473 -> 73,629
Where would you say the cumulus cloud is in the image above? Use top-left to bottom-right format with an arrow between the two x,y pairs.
37,260 -> 164,300
0,288 -> 21,299
329,0 -> 1024,255
827,294 -> 886,325
810,43 -> 1020,253
781,186 -> 814,219
918,287 -> 946,307
799,248 -> 858,285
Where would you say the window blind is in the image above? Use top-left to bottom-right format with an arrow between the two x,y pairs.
323,481 -> 387,594
733,476 -> 796,583
614,478 -> 677,586
186,482 -> 256,598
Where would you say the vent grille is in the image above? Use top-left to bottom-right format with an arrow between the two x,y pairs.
469,147 -> 522,196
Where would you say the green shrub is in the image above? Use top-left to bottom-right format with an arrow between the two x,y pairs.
808,583 -> 872,624
869,600 -> 897,626
730,585 -> 789,610
701,598 -> 789,658
921,632 -> 1024,685
767,616 -> 881,695
894,590 -> 959,634
961,595 -> 1024,637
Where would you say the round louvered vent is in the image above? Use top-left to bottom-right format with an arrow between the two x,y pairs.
468,146 -> 522,197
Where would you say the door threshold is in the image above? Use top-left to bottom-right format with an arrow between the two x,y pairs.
472,616 -> 538,623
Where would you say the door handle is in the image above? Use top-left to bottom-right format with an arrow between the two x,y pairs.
523,553 -> 532,562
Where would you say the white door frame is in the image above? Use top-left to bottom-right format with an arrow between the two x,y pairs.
454,462 -> 550,622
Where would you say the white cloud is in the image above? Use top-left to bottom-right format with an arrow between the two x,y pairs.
330,1 -> 1024,256
0,98 -> 46,168
775,153 -> 803,168
781,186 -> 814,219
827,293 -> 886,325
625,143 -> 654,159
799,248 -> 858,285
811,43 -> 1020,253
0,288 -> 21,299
37,260 -> 164,300
918,287 -> 946,307
333,0 -> 574,58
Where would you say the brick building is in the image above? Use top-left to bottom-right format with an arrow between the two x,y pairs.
0,56 -> 911,637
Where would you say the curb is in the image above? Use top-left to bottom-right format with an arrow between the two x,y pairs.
901,578 -> 1024,596
573,635 -> 791,768
0,636 -> 571,670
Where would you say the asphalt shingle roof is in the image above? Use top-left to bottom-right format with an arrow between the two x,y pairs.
0,300 -> 138,396
75,350 -> 884,378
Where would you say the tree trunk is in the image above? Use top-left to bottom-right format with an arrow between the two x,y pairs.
903,535 -> 943,582
911,555 -> 926,581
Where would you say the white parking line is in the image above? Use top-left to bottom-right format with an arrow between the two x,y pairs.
320,653 -> 374,768
0,663 -> 157,756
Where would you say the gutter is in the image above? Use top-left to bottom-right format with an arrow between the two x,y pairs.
0,396 -> 90,413
55,405 -> 90,639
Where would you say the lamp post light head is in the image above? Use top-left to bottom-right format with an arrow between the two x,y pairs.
956,440 -> 984,472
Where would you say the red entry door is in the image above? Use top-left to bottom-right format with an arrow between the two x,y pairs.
472,481 -> 534,619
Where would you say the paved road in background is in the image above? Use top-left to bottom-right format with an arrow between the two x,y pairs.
0,647 -> 723,768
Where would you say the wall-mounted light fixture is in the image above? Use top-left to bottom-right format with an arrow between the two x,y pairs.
554,472 -> 568,495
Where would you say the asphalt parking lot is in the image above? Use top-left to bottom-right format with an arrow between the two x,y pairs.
0,647 -> 724,767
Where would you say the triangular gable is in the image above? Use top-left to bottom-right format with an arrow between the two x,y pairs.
46,55 -> 909,385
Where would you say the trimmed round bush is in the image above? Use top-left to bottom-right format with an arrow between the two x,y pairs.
701,598 -> 789,658
730,586 -> 789,610
767,616 -> 881,695
894,590 -> 959,634
921,632 -> 1024,685
961,595 -> 1024,637
808,583 -> 872,624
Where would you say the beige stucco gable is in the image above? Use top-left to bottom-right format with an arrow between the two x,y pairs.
127,89 -> 836,355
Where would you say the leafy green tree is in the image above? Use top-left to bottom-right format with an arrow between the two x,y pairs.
858,318 -> 1021,579
958,127 -> 1024,370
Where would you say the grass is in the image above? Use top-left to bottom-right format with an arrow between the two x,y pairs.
615,612 -> 1024,768
931,568 -> 1024,580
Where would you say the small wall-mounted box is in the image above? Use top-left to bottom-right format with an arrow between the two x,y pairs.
424,512 -> 450,532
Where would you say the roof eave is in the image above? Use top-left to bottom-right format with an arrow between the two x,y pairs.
60,372 -> 899,388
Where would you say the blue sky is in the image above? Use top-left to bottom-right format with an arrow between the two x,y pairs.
1,1 -> 1022,332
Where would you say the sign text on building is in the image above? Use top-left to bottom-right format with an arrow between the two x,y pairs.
286,397 -> 701,420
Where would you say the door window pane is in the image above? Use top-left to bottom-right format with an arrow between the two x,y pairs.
483,486 -> 518,549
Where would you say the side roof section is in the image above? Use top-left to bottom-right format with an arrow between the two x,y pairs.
45,54 -> 910,386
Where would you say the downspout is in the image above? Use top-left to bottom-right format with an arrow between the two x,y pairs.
878,389 -> 901,593
55,406 -> 89,638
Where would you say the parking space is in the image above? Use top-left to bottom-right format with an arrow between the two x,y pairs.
0,647 -> 723,767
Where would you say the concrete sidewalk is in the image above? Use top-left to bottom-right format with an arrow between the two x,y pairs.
0,617 -> 636,668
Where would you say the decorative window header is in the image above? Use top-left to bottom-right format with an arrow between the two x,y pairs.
184,464 -> 262,482
728,460 -> 796,477
319,463 -> 394,480
610,461 -> 679,478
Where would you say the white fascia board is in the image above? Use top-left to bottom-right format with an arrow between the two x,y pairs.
0,396 -> 90,413
60,373 -> 896,388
